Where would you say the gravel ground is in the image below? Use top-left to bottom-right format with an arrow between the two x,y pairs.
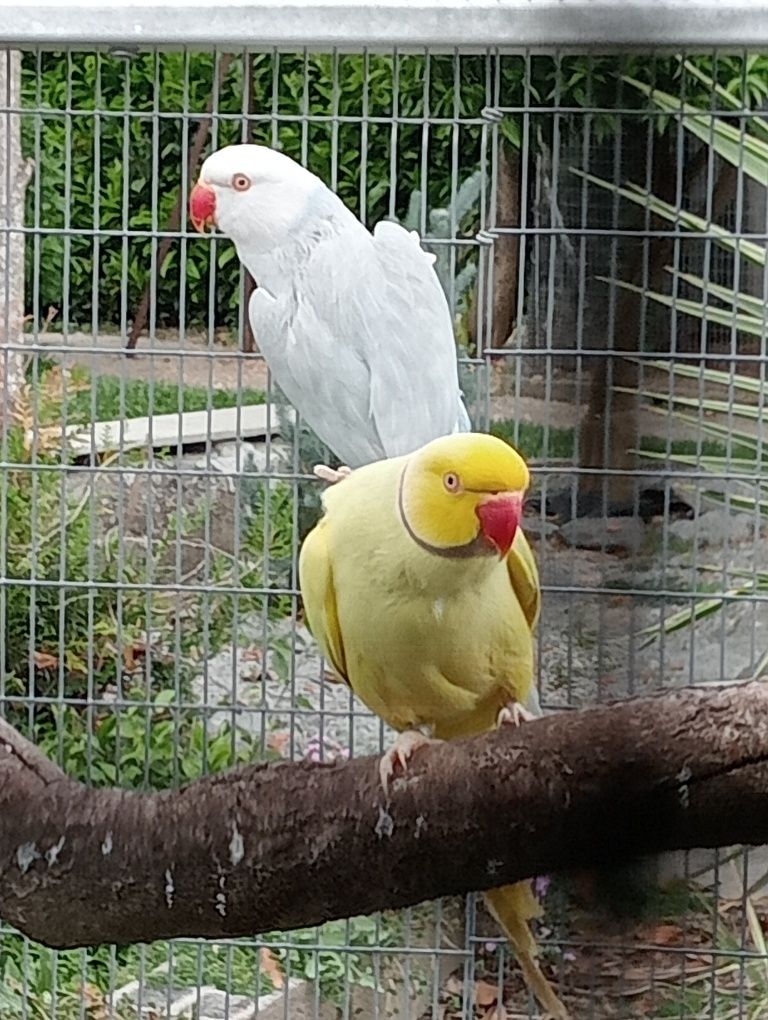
191,616 -> 388,760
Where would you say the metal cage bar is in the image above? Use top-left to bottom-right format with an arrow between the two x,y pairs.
1,17 -> 768,1020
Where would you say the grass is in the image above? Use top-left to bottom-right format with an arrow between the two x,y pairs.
0,934 -> 280,1018
491,420 -> 576,460
25,357 -> 265,423
0,912 -> 408,1017
62,374 -> 266,422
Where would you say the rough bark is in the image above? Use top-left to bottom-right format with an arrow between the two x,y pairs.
0,49 -> 34,418
2,682 -> 768,951
470,141 -> 521,350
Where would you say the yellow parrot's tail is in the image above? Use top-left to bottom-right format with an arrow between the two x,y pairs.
484,882 -> 570,1020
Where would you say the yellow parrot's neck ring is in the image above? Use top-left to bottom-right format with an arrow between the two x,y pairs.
397,467 -> 494,560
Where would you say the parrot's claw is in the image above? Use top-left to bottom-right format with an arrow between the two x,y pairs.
378,728 -> 440,795
496,700 -> 536,728
313,464 -> 353,484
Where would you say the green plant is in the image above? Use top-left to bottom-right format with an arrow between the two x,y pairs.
265,913 -> 408,1005
574,61 -> 768,322
21,51 -> 492,333
571,62 -> 768,641
60,371 -> 266,422
24,50 -> 752,339
35,688 -> 267,788
1,365 -> 295,741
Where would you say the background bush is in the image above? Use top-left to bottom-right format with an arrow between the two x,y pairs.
22,51 -> 493,331
22,50 -> 767,336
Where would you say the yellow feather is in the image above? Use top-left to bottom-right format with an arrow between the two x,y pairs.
507,528 -> 541,632
299,434 -> 568,1019
298,517 -> 348,683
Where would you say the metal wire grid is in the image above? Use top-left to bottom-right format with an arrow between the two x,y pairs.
0,41 -> 766,1020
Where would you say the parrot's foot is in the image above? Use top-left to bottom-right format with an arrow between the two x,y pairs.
378,728 -> 440,794
496,700 -> 537,728
313,464 -> 353,484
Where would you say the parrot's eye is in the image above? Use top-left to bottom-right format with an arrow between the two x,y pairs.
443,472 -> 461,493
232,173 -> 251,192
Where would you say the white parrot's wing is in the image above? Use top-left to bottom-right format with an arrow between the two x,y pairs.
366,220 -> 466,453
249,279 -> 384,468
247,217 -> 466,465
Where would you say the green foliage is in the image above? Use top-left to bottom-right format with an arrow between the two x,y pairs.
1,364 -> 295,737
63,372 -> 265,421
26,49 -> 761,335
266,914 -> 408,1004
0,913 -> 409,1018
578,63 -> 768,640
491,419 -> 576,461
32,687 -> 267,789
22,50 -> 491,331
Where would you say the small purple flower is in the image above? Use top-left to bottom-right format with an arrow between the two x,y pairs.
304,735 -> 350,763
305,737 -> 323,763
534,875 -> 551,901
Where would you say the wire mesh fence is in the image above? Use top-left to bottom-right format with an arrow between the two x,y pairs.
1,8 -> 768,1018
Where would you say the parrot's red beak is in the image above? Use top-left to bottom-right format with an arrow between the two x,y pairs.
189,180 -> 217,232
476,492 -> 523,557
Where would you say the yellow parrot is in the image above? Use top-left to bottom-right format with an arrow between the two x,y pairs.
299,432 -> 569,1020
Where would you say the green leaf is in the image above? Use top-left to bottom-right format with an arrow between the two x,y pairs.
571,168 -> 767,268
500,117 -> 521,149
595,274 -> 767,337
681,59 -> 768,143
624,75 -> 768,185
639,583 -> 761,645
631,357 -> 764,396
217,245 -> 238,269
664,268 -> 768,321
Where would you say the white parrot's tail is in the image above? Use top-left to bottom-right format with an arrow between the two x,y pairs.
453,393 -> 472,433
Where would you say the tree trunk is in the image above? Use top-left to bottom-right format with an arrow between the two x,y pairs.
577,132 -> 677,506
470,141 -> 521,351
2,681 -> 768,950
127,54 -> 234,351
0,49 -> 33,420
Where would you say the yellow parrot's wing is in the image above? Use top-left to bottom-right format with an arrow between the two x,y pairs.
298,517 -> 349,684
505,528 -> 541,632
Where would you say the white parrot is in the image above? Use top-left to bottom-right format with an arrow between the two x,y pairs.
189,144 -> 471,476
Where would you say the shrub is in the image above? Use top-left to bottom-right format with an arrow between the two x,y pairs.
2,363 -> 294,739
22,51 -> 491,332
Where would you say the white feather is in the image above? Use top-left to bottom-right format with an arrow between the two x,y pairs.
202,145 -> 471,467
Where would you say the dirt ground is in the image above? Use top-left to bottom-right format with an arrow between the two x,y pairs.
37,330 -> 271,393
38,330 -> 746,448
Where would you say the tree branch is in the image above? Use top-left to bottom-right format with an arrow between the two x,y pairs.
126,54 -> 234,352
2,682 -> 768,950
